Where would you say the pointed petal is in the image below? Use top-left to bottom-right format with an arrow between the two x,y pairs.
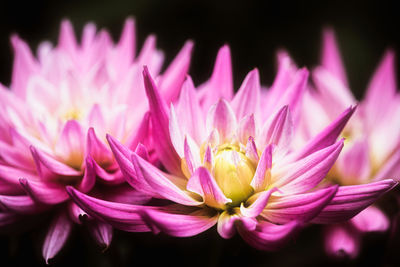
292,106 -> 355,160
187,167 -> 231,209
66,186 -> 151,232
312,179 -> 397,224
206,99 -> 237,142
131,153 -> 200,206
77,156 -> 96,193
238,220 -> 299,251
19,178 -> 69,204
245,137 -> 259,164
159,40 -> 194,102
272,140 -> 343,194
117,17 -> 136,66
42,211 -> 72,264
143,66 -> 182,175
231,69 -> 261,120
86,127 -> 113,165
0,195 -> 46,214
250,145 -> 273,192
217,211 -> 257,239
142,205 -> 218,237
321,28 -> 349,87
58,20 -> 77,56
238,115 -> 256,145
88,220 -> 113,248
262,186 -> 338,224
373,148 -> 400,181
351,205 -> 389,232
240,188 -> 277,218
324,224 -> 360,259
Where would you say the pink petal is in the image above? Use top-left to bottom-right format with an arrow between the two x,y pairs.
68,202 -> 87,224
292,106 -> 355,160
312,179 -> 397,224
142,205 -> 218,237
10,35 -> 38,98
176,76 -> 206,144
272,140 -> 343,194
321,28 -> 349,87
238,114 -> 256,145
262,186 -> 338,224
88,220 -> 113,248
19,178 -> 69,205
324,224 -> 360,259
77,156 -> 96,193
116,17 -> 136,68
217,211 -> 257,239
250,145 -> 273,192
373,143 -> 400,181
259,105 -> 293,156
57,20 -> 77,57
245,137 -> 259,164
206,99 -> 237,142
231,69 -> 261,120
187,167 -> 231,209
198,45 -> 233,109
0,212 -> 21,227
351,205 -> 389,232
238,220 -> 299,251
143,66 -> 182,175
66,186 -> 151,232
55,120 -> 85,169
159,40 -> 194,103
0,164 -> 38,187
131,153 -> 200,206
240,188 -> 277,218
0,195 -> 47,214
86,127 -> 113,165
42,211 -> 73,264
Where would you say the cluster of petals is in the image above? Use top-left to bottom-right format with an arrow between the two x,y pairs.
296,30 -> 400,258
0,19 -> 194,262
68,46 -> 396,251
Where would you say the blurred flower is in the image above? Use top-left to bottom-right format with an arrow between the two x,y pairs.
297,29 -> 400,258
68,47 -> 396,250
0,18 -> 193,263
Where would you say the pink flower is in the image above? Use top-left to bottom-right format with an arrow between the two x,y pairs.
297,29 -> 400,258
0,18 -> 193,263
67,47 -> 396,250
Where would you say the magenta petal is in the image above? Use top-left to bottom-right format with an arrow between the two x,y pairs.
240,188 -> 277,218
321,28 -> 349,87
238,115 -> 256,145
273,140 -> 343,194
206,99 -> 237,142
0,164 -> 38,187
0,212 -> 20,227
135,143 -> 150,162
0,195 -> 46,214
88,220 -> 113,248
142,205 -> 218,237
262,186 -> 338,224
58,20 -> 77,55
245,137 -> 259,164
259,105 -> 293,155
238,220 -> 299,251
159,40 -> 194,103
116,18 -> 135,67
231,69 -> 261,120
293,106 -> 355,160
30,146 -> 82,179
42,211 -> 72,264
217,211 -> 237,239
373,148 -> 400,181
68,202 -> 87,224
106,134 -> 136,180
324,224 -> 360,259
187,167 -> 231,209
102,185 -> 152,205
66,186 -> 151,232
10,35 -> 38,98
312,179 -> 397,224
131,153 -> 200,206
143,66 -> 182,175
19,178 -> 69,204
86,128 -> 113,165
250,144 -> 273,192
199,45 -> 233,109
351,205 -> 389,232
77,156 -> 96,193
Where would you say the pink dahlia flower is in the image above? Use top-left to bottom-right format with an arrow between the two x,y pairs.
0,18 -> 193,262
67,47 -> 396,250
297,29 -> 400,258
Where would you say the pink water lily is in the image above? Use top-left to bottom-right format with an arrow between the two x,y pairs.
67,47 -> 396,250
297,29 -> 400,258
0,18 -> 193,263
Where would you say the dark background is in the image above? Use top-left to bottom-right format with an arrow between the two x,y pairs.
1,0 -> 400,266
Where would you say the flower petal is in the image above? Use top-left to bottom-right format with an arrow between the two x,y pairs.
240,188 -> 277,218
86,127 -> 113,166
350,205 -> 389,232
206,99 -> 237,142
250,144 -> 273,192
262,186 -> 338,224
187,167 -> 231,209
142,205 -> 218,237
66,186 -> 151,232
131,153 -> 201,206
324,224 -> 360,259
42,210 -> 73,264
0,195 -> 47,214
312,179 -> 397,224
19,178 -> 69,205
143,66 -> 182,175
87,220 -> 113,249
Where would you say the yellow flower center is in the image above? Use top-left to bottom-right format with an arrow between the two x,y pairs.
213,144 -> 256,206
62,108 -> 83,121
